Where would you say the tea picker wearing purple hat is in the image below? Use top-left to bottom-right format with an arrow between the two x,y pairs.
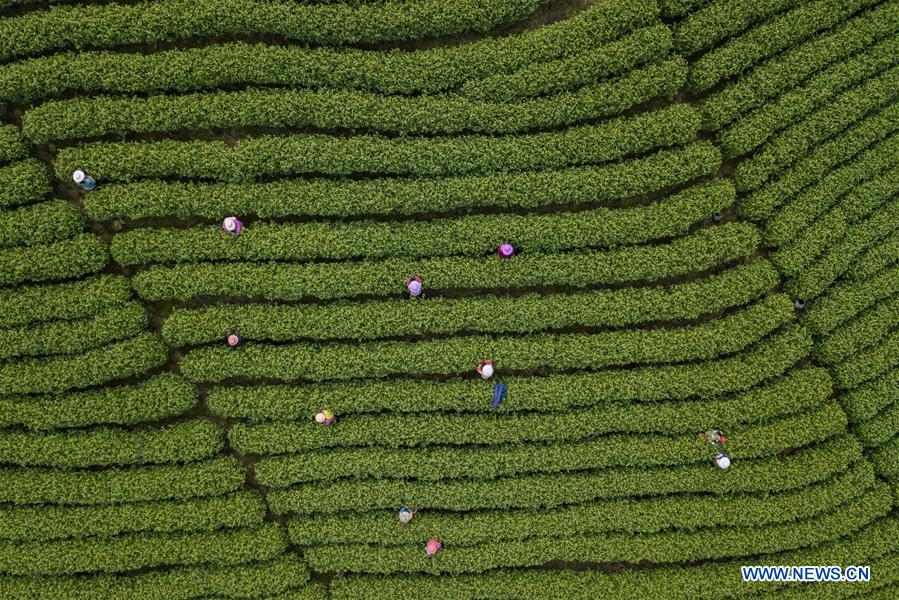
406,275 -> 423,298
223,216 -> 243,235
498,243 -> 515,259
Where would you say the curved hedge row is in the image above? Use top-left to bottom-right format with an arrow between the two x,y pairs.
301,488 -> 890,573
673,0 -> 804,55
0,456 -> 245,506
133,223 -> 760,302
850,229 -> 899,280
54,105 -> 699,182
179,295 -> 794,384
0,523 -> 286,576
698,0 -> 898,131
253,404 -> 846,486
226,367 -> 830,452
0,420 -> 223,468
0,0 -> 657,101
207,327 -> 813,419
112,180 -> 733,266
459,24 -> 671,101
0,333 -> 168,395
831,329 -> 899,391
0,125 -> 27,166
815,295 -> 899,366
0,159 -> 51,208
719,37 -> 899,158
162,261 -> 775,346
23,60 -> 686,144
0,234 -> 109,288
0,275 -> 131,328
0,201 -> 84,249
802,264 -> 898,336
686,0 -> 879,92
83,142 -> 721,221
290,461 -> 872,546
0,491 -> 264,542
0,373 -> 198,430
855,400 -> 899,447
0,301 -> 148,361
870,436 -> 899,480
0,0 -> 548,60
267,435 -> 863,514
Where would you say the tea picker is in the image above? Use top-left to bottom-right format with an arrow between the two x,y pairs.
714,453 -> 731,469
226,329 -> 242,349
498,243 -> 516,259
476,359 -> 494,380
223,216 -> 243,235
703,429 -> 727,445
425,539 -> 442,557
406,275 -> 423,298
72,170 -> 96,191
399,505 -> 414,524
315,409 -> 336,426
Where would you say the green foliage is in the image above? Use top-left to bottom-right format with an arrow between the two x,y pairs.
163,261 -> 774,346
208,327 -> 814,420
0,420 -> 223,468
0,234 -> 109,287
0,555 -> 311,600
267,435 -> 863,514
816,296 -> 899,365
133,223 -> 760,302
831,329 -> 899,390
659,0 -> 713,18
459,25 -> 672,101
0,333 -> 168,395
0,523 -> 286,576
23,60 -> 686,144
0,0 -> 657,101
0,301 -> 148,360
0,159 -> 51,208
0,456 -> 245,505
850,229 -> 899,280
720,37 -> 899,158
0,0 -> 548,60
113,180 -> 733,266
855,400 -> 899,447
870,435 -> 899,480
0,491 -> 264,542
674,0 -> 804,55
0,275 -> 131,328
290,462 -> 873,546
180,295 -> 794,384
0,373 -> 198,430
699,1 -> 899,130
0,125 -> 27,166
687,0 -> 880,92
83,142 -> 721,220
54,105 -> 700,182
802,264 -> 899,336
733,67 -> 899,192
841,369 -> 899,424
0,201 -> 84,249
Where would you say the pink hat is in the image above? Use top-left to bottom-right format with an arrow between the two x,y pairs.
227,334 -> 239,347
498,243 -> 515,258
314,412 -> 326,423
425,539 -> 442,556
407,279 -> 422,296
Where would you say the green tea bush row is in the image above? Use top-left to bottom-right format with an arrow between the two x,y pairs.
738,103 -> 899,220
0,523 -> 286,576
0,0 -> 548,60
854,400 -> 899,447
302,488 -> 890,573
850,230 -> 899,280
802,264 -> 899,336
0,554 -> 310,600
0,491 -> 264,542
267,436 -> 863,514
0,159 -> 50,208
162,261 -> 774,346
761,133 -> 898,244
0,0 -> 656,101
0,234 -> 108,288
0,373 -> 197,430
253,404 -> 846,486
720,37 -> 899,158
180,295 -> 794,384
831,329 -> 899,391
870,436 -> 899,480
0,200 -> 83,249
0,301 -> 148,361
770,209 -> 847,277
674,0 -> 804,55
113,179 -> 733,266
133,223 -> 760,302
23,60 -> 686,144
815,295 -> 899,365
84,142 -> 721,220
0,456 -> 245,506
0,275 -> 130,328
226,367 -> 830,452
459,25 -> 671,101
54,105 -> 699,182
0,420 -> 223,468
208,326 -> 813,419
733,67 -> 899,192
699,1 -> 898,130
0,333 -> 167,395
290,462 -> 872,546
0,125 -> 27,166
659,0 -> 713,18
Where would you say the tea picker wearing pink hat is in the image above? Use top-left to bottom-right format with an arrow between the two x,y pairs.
425,539 -> 442,557
223,216 -> 243,235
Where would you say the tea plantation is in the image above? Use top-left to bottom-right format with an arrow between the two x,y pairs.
0,0 -> 896,597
